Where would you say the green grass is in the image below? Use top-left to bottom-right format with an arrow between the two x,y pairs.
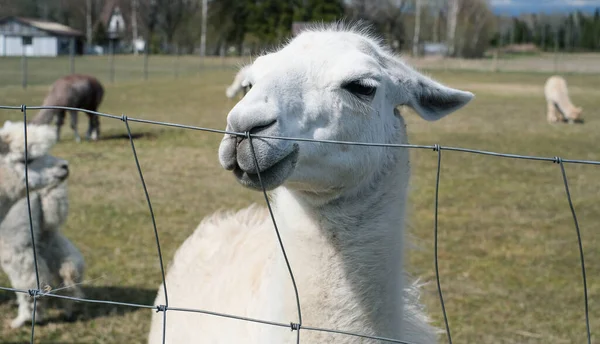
0,67 -> 599,343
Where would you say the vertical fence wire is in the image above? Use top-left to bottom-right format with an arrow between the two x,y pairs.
247,133 -> 302,344
21,106 -> 41,343
433,145 -> 452,344
556,158 -> 591,344
122,116 -> 170,344
1,105 -> 597,343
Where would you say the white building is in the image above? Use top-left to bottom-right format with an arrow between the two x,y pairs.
101,0 -> 127,41
0,17 -> 83,57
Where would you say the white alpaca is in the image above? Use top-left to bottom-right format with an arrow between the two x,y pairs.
544,75 -> 583,124
149,25 -> 473,344
225,65 -> 252,99
0,181 -> 85,328
0,121 -> 69,220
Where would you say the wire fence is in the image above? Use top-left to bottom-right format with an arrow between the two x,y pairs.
3,51 -> 600,89
0,104 -> 597,343
0,54 -> 249,89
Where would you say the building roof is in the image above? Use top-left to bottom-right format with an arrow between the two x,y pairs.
0,16 -> 84,37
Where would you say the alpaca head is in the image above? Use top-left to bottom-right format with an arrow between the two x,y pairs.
219,25 -> 473,195
570,106 -> 583,121
0,121 -> 69,193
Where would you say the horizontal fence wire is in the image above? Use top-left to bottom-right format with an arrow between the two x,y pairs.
0,105 -> 595,344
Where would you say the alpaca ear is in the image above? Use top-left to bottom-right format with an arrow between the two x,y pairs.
406,76 -> 474,121
387,59 -> 474,121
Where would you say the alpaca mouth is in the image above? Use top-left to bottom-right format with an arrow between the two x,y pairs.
233,145 -> 299,191
58,170 -> 69,180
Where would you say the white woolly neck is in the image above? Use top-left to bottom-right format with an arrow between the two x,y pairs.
271,139 -> 412,340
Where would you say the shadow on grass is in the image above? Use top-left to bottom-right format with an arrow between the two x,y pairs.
0,285 -> 157,322
74,285 -> 157,320
55,131 -> 160,144
0,289 -> 17,306
98,131 -> 160,141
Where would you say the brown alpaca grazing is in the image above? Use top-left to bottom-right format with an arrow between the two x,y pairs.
32,74 -> 105,142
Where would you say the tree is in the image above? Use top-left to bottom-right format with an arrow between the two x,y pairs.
132,0 -> 139,54
156,0 -> 199,53
293,0 -> 345,23
455,0 -> 494,58
446,0 -> 460,56
93,21 -> 108,46
413,0 -> 422,56
208,0 -> 252,55
345,0 -> 411,51
138,0 -> 160,52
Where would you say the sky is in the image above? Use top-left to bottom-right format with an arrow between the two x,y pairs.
490,0 -> 600,15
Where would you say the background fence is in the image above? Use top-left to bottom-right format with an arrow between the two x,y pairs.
0,105 -> 598,343
0,54 -> 250,89
3,51 -> 600,90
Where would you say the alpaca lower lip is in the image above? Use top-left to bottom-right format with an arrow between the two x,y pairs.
233,146 -> 299,190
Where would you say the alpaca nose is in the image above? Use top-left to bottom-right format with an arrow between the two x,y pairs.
248,120 -> 277,136
59,160 -> 69,178
227,92 -> 278,134
229,109 -> 278,135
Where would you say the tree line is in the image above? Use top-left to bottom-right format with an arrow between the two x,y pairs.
494,9 -> 600,52
1,0 -> 599,58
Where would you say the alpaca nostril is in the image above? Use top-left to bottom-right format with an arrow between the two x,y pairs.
249,120 -> 277,135
60,162 -> 69,172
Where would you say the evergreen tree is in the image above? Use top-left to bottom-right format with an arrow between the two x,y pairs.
293,0 -> 345,23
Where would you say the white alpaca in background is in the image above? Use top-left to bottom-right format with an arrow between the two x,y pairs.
0,181 -> 85,328
0,120 -> 81,328
149,24 -> 473,344
225,65 -> 252,99
0,121 -> 69,220
544,75 -> 583,124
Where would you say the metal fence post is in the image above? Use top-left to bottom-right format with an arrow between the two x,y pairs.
109,39 -> 115,83
69,37 -> 75,75
21,45 -> 27,89
144,49 -> 149,81
220,45 -> 225,67
173,45 -> 179,79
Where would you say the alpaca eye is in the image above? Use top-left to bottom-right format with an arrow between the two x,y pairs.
342,80 -> 376,99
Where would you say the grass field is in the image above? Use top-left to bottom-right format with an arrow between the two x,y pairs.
0,61 -> 599,343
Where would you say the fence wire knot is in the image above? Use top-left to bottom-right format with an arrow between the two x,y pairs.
290,322 -> 301,331
27,289 -> 41,298
121,114 -> 128,122
553,156 -> 563,164
155,305 -> 167,313
20,104 -> 26,113
433,144 -> 441,152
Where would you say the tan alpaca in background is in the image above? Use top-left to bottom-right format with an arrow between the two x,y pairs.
544,75 -> 583,124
